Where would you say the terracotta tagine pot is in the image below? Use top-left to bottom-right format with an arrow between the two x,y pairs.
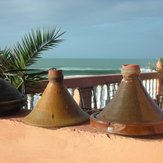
90,64 -> 163,136
24,68 -> 89,128
0,79 -> 26,115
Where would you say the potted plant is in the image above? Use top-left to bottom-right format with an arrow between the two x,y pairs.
0,27 -> 65,93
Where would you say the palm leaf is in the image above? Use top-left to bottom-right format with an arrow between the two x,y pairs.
0,27 -> 65,91
12,27 -> 65,69
0,48 -> 16,75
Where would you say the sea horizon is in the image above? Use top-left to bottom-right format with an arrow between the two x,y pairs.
30,57 -> 156,76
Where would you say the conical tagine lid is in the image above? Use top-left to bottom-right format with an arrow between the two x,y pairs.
0,79 -> 25,115
24,69 -> 89,127
90,64 -> 163,136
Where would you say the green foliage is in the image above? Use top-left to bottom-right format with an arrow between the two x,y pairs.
159,58 -> 163,64
0,27 -> 65,91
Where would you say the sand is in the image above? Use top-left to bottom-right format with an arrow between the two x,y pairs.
0,112 -> 163,163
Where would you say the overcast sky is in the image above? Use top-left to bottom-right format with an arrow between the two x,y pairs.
0,0 -> 163,59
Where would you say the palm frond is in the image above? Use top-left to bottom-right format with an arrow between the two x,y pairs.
0,27 -> 65,92
12,27 -> 65,69
0,48 -> 16,73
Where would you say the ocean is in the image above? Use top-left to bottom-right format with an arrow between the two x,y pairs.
30,58 -> 156,76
